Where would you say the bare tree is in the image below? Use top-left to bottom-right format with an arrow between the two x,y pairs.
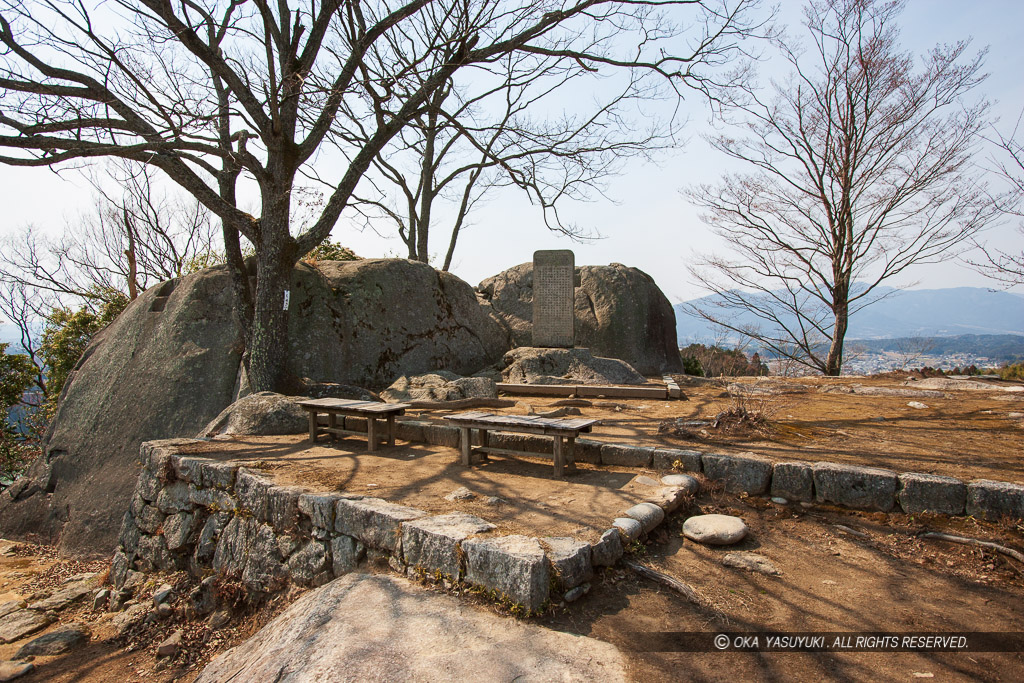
0,0 -> 764,392
0,163 -> 218,307
346,49 -> 672,269
684,0 -> 994,376
969,111 -> 1024,286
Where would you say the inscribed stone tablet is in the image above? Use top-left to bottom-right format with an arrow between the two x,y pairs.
533,250 -> 575,347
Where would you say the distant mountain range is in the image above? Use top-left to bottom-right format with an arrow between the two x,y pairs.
676,286 -> 1024,343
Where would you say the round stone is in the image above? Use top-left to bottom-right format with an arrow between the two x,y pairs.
771,497 -> 788,505
682,514 -> 748,545
660,474 -> 700,494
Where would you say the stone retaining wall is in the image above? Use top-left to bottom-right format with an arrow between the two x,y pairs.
111,439 -> 691,614
392,418 -> 1024,520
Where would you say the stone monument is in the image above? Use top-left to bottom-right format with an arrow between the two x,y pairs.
532,249 -> 575,347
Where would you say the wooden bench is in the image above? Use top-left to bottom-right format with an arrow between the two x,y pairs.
443,411 -> 600,477
298,398 -> 410,452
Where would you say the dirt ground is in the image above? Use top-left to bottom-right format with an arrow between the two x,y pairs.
1,374 -> 1022,681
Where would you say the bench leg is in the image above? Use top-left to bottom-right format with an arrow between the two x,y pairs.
386,414 -> 396,446
566,436 -> 577,474
327,412 -> 337,441
553,436 -> 564,477
460,427 -> 471,466
367,417 -> 377,452
308,410 -> 318,443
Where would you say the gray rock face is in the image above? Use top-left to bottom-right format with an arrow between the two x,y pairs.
601,444 -> 654,467
287,541 -> 332,587
966,480 -> 1024,520
898,473 -> 967,515
0,259 -> 509,557
500,347 -> 646,386
682,514 -> 748,546
200,392 -> 308,437
0,661 -> 33,681
196,573 -> 625,683
771,462 -> 814,502
380,372 -> 498,403
543,537 -> 593,590
479,262 -> 682,375
702,453 -> 773,495
15,623 -> 90,658
463,535 -> 550,612
403,513 -> 495,580
813,463 -> 898,512
330,535 -> 364,576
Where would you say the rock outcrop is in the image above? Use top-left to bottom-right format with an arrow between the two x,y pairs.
379,371 -> 498,403
0,259 -> 509,557
199,392 -> 309,438
478,262 -> 682,375
499,347 -> 646,385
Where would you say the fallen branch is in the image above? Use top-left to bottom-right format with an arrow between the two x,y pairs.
623,559 -> 705,607
920,532 -> 1024,566
833,524 -> 869,539
406,398 -> 516,410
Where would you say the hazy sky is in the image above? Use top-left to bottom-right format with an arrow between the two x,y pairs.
1,0 -> 1021,305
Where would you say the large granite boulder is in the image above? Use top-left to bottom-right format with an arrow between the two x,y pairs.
478,262 -> 682,375
499,347 -> 645,385
199,392 -> 308,438
0,259 -> 509,558
379,371 -> 498,403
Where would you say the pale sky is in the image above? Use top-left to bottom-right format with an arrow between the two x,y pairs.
1,0 -> 1021,305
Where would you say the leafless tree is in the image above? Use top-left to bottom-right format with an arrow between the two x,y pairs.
0,282 -> 51,400
969,111 -> 1024,287
345,49 -> 673,269
684,0 -> 994,376
0,0 -> 765,392
0,163 -> 218,306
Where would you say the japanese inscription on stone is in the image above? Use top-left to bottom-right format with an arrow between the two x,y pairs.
532,249 -> 575,347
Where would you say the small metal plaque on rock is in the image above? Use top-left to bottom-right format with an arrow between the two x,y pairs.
533,249 -> 575,347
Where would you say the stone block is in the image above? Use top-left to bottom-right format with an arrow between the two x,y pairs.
660,474 -> 700,495
334,497 -> 427,553
573,438 -> 603,465
119,516 -> 141,557
189,485 -> 237,511
898,473 -> 967,515
163,511 -> 198,552
141,443 -> 174,481
966,480 -> 1024,521
194,513 -> 227,563
241,523 -> 287,593
612,517 -> 643,542
330,535 -> 365,576
212,515 -> 257,577
423,424 -> 461,448
623,502 -> 665,534
236,469 -> 273,520
298,493 -> 338,530
652,448 -> 703,472
591,529 -> 623,567
813,462 -> 898,512
343,416 -> 368,433
394,420 -> 428,443
111,550 -> 130,590
601,444 -> 653,467
135,469 -> 162,502
135,504 -> 165,534
266,485 -> 303,530
402,513 -> 495,580
543,537 -> 593,590
702,453 -> 773,495
488,432 -> 551,455
172,456 -> 210,485
287,540 -> 332,587
648,487 -> 688,513
463,535 -> 549,612
771,462 -> 814,502
199,461 -> 237,489
137,534 -> 176,571
155,481 -> 193,514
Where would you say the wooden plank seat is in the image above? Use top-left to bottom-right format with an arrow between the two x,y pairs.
298,398 -> 410,452
443,411 -> 601,477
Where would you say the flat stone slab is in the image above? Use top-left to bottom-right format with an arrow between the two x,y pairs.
898,473 -> 967,515
813,462 -> 898,512
0,661 -> 33,681
682,514 -> 748,546
702,453 -> 772,495
196,573 -> 625,682
463,535 -> 549,612
0,610 -> 52,644
722,552 -> 780,575
402,513 -> 496,580
0,602 -> 25,620
543,537 -> 593,590
601,444 -> 653,467
15,623 -> 90,657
